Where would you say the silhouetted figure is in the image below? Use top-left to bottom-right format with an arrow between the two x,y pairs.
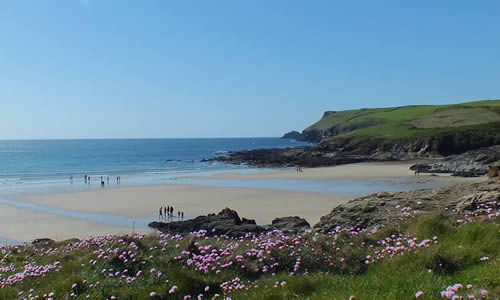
166,205 -> 170,216
181,211 -> 184,220
84,175 -> 88,183
170,206 -> 173,216
107,176 -> 110,185
159,207 -> 163,220
88,176 -> 91,184
164,206 -> 167,217
178,211 -> 180,218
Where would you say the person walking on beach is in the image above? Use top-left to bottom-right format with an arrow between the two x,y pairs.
181,211 -> 184,220
164,206 -> 167,217
166,205 -> 170,217
159,207 -> 163,220
88,176 -> 91,184
84,175 -> 88,183
170,206 -> 174,216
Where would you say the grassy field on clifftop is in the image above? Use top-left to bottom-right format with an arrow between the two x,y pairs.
304,99 -> 500,140
1,205 -> 498,299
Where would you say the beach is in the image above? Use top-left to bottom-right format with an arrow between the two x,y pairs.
1,161 -> 483,243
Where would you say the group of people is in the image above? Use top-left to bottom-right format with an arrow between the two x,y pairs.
159,205 -> 184,221
77,174 -> 121,186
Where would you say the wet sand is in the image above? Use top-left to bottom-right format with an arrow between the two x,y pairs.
18,185 -> 348,227
0,205 -> 152,242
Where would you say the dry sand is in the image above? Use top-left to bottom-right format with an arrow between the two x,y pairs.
205,161 -> 473,181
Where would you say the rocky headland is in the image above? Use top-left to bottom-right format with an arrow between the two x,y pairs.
206,100 -> 500,175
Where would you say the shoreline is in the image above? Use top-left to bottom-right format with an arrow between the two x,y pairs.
1,161 -> 483,243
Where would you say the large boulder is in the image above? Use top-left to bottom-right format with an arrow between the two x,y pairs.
270,216 -> 310,234
149,208 -> 266,237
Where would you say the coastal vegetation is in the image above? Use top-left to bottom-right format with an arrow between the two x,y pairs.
302,99 -> 500,142
1,196 -> 498,299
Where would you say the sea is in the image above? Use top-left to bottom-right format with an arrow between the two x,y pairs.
0,138 -> 309,194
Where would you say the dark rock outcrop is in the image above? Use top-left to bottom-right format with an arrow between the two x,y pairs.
204,146 -> 378,168
281,131 -> 304,140
149,209 -> 313,237
31,238 -> 55,245
149,208 -> 266,237
269,216 -> 310,233
313,180 -> 500,233
410,145 -> 500,177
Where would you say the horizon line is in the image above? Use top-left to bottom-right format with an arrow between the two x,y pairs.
0,136 -> 286,141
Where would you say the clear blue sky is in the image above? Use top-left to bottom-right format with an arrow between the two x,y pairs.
1,1 -> 499,139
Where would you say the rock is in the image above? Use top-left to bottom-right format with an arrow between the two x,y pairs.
149,208 -> 266,237
281,131 -> 304,140
489,161 -> 500,178
455,190 -> 500,213
313,180 -> 500,233
410,145 -> 500,177
31,238 -> 55,245
204,146 -> 381,168
270,216 -> 310,234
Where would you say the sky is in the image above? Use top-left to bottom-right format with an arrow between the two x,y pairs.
1,1 -> 499,139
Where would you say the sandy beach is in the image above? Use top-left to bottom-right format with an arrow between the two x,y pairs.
3,162 -> 483,243
204,161 -> 464,180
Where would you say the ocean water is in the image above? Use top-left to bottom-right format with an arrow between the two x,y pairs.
0,138 -> 308,195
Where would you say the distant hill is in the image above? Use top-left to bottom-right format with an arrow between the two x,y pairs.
300,100 -> 500,149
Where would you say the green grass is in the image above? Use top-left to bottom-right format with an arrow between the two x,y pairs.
0,213 -> 498,299
304,99 -> 500,139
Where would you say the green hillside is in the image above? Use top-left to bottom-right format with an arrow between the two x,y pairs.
303,99 -> 500,141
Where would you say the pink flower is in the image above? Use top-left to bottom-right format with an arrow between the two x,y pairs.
415,291 -> 423,298
480,290 -> 488,298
